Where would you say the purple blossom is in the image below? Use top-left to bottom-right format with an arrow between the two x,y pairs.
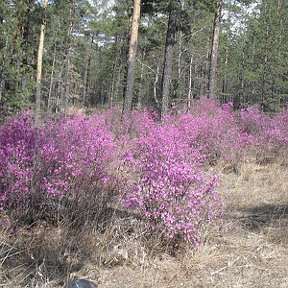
1,98 -> 287,243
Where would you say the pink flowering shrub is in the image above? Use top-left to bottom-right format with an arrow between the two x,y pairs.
269,110 -> 288,146
0,113 -> 115,211
37,114 -> 115,197
119,100 -> 286,243
0,113 -> 36,209
122,121 -> 222,244
239,105 -> 272,146
0,98 -> 287,243
175,100 -> 253,165
103,107 -> 158,141
239,106 -> 288,162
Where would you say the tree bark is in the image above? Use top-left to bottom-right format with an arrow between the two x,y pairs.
222,45 -> 228,96
154,65 -> 160,108
109,62 -> 117,108
123,0 -> 141,115
48,45 -> 56,110
137,49 -> 146,109
161,2 -> 177,119
187,55 -> 193,111
261,15 -> 269,107
177,31 -> 183,98
35,0 -> 48,127
109,38 -> 120,108
63,2 -> 74,114
0,7 -> 3,25
83,35 -> 93,106
208,0 -> 222,99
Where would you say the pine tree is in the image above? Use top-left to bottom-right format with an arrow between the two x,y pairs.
123,0 -> 141,115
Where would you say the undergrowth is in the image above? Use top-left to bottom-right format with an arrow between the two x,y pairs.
0,98 -> 287,286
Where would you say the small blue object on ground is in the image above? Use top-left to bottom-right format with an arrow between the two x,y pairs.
65,278 -> 98,288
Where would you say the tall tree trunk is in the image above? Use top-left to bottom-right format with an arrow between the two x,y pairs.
63,2 -> 74,114
200,36 -> 210,96
0,7 -> 3,25
35,0 -> 48,127
116,64 -> 124,103
83,35 -> 93,106
161,2 -> 177,119
48,45 -> 56,110
109,36 -> 122,108
123,0 -> 141,115
208,0 -> 222,98
0,79 -> 4,104
177,31 -> 183,98
187,55 -> 193,111
137,49 -> 146,109
222,45 -> 228,96
109,62 -> 117,108
261,12 -> 269,108
234,37 -> 245,109
176,0 -> 185,100
64,49 -> 71,113
154,65 -> 160,108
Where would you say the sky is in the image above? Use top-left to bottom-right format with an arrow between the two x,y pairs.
88,0 -> 115,7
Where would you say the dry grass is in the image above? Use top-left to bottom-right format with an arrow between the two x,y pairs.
1,161 -> 288,287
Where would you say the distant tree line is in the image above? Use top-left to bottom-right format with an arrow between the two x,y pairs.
0,0 -> 287,119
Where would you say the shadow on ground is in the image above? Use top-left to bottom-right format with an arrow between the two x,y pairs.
236,203 -> 288,231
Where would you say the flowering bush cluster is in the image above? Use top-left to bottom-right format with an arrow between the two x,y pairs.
239,105 -> 288,161
116,99 -> 287,242
0,98 -> 287,243
174,101 -> 253,165
270,111 -> 288,146
0,113 -> 114,211
0,114 -> 36,209
37,114 -> 114,196
122,121 -> 221,243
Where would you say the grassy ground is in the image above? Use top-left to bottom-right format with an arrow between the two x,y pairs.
1,162 -> 288,287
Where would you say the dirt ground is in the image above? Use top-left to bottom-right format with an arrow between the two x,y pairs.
1,162 -> 288,288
